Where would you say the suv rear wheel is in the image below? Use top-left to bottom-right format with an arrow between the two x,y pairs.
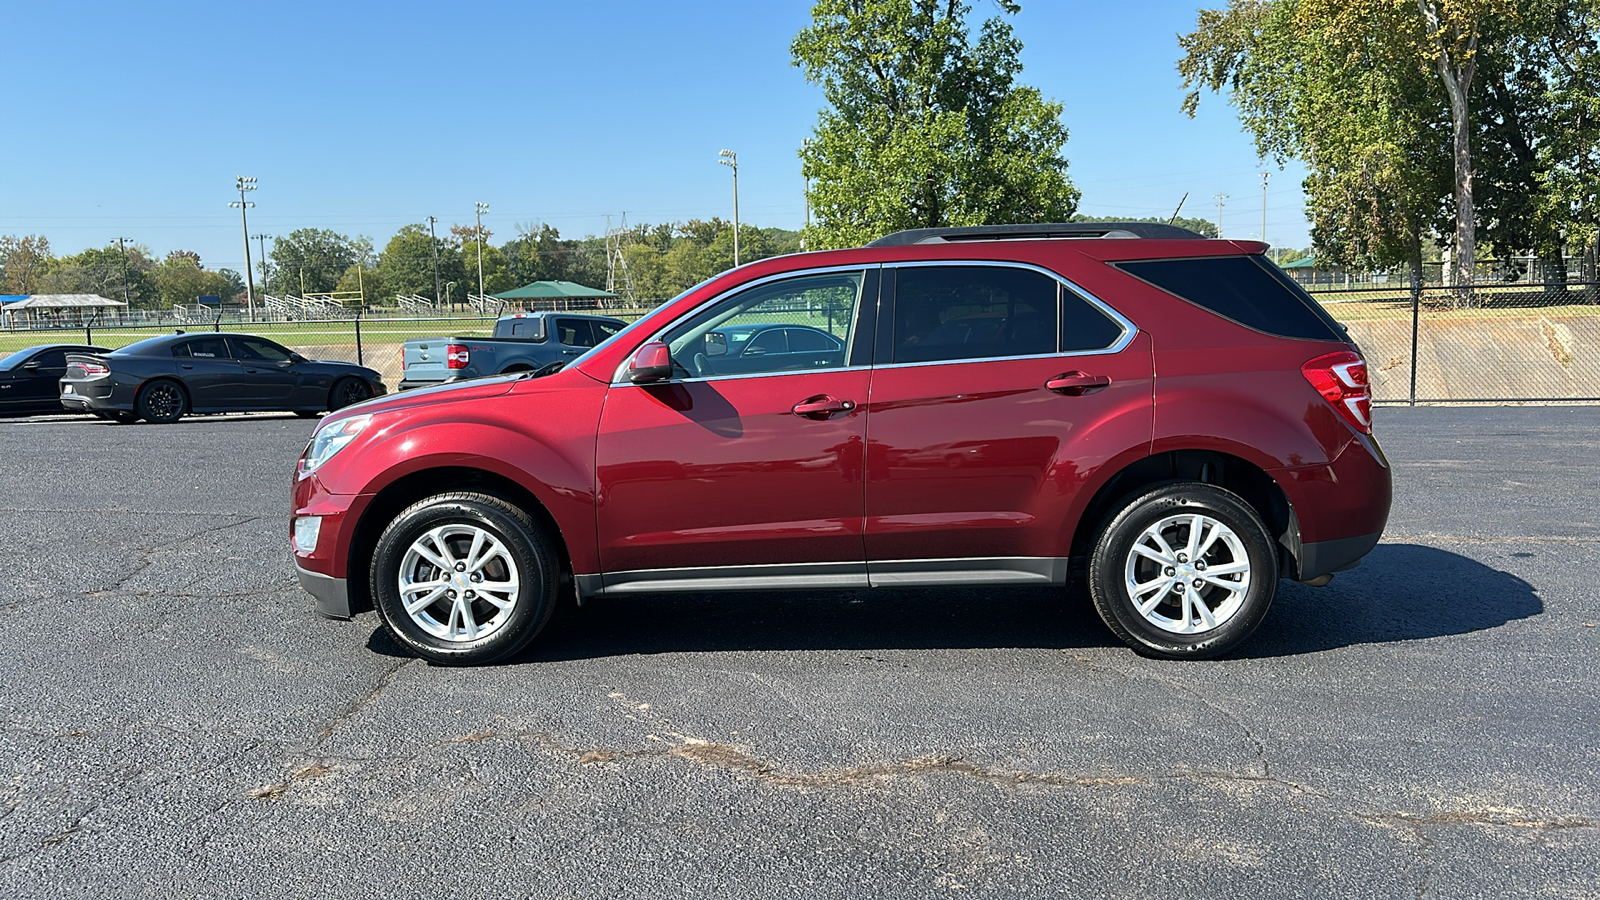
371,492 -> 559,665
1088,482 -> 1278,659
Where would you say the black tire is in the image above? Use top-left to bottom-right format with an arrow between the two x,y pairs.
370,492 -> 560,665
328,377 -> 372,412
294,410 -> 322,419
135,380 -> 187,424
1087,482 -> 1278,660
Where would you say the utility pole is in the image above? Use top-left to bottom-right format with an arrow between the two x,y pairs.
474,202 -> 489,301
1260,173 -> 1270,262
719,149 -> 739,266
251,233 -> 271,293
111,237 -> 135,305
801,139 -> 811,251
1213,193 -> 1228,240
230,176 -> 258,320
428,216 -> 441,303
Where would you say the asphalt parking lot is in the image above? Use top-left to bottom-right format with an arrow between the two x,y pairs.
0,406 -> 1595,898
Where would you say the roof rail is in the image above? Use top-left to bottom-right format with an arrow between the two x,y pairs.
866,222 -> 1208,247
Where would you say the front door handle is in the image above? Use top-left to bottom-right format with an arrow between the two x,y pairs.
180,364 -> 195,370
792,395 -> 855,419
1046,371 -> 1111,396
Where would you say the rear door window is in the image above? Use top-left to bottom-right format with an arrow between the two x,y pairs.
556,319 -> 597,347
1114,256 -> 1345,341
173,337 -> 231,359
890,265 -> 1059,364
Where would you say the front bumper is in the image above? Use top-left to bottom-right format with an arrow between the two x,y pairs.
296,560 -> 353,619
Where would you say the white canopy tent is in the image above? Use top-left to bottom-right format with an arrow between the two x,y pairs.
1,294 -> 127,328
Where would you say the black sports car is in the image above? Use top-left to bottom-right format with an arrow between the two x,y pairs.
0,344 -> 111,417
59,332 -> 386,424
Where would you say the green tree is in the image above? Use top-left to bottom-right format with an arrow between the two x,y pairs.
1474,0 -> 1600,290
0,235 -> 55,293
1181,0 -> 1453,299
152,255 -> 239,308
376,224 -> 459,300
792,0 -> 1080,249
1181,0 -> 1544,292
267,229 -> 368,295
1072,214 -> 1220,238
40,244 -> 159,308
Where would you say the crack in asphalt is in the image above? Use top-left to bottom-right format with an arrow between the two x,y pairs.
0,515 -> 270,614
0,740 -> 266,868
1086,658 -> 1274,778
311,657 -> 417,747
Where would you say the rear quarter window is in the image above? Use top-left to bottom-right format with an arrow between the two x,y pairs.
1114,256 -> 1346,342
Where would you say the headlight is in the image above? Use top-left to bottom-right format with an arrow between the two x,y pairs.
303,414 -> 372,473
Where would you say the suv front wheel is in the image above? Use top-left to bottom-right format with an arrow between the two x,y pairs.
371,492 -> 559,665
1088,482 -> 1278,659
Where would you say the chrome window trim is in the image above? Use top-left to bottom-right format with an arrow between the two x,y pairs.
611,263 -> 873,385
877,259 -> 1137,370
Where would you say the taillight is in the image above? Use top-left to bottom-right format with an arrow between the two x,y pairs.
1302,351 -> 1371,434
446,344 -> 470,369
77,362 -> 110,377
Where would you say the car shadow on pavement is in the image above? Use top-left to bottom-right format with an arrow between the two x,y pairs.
366,585 -> 1120,663
362,543 -> 1542,663
1240,542 -> 1542,657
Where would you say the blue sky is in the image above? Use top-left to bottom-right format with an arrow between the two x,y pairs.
0,1 -> 1310,276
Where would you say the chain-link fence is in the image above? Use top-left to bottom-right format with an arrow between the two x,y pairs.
6,285 -> 1598,403
1315,282 -> 1600,403
0,310 -> 657,387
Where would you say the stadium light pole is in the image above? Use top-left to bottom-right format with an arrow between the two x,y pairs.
474,202 -> 489,301
111,237 -> 135,305
428,216 -> 441,303
251,233 -> 272,294
719,149 -> 739,266
230,176 -> 258,321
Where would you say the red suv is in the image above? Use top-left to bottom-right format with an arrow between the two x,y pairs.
291,223 -> 1390,664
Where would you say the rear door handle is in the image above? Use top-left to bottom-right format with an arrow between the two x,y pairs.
792,395 -> 855,419
180,364 -> 195,369
1046,371 -> 1111,396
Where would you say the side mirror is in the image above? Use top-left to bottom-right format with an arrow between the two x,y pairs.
704,333 -> 728,357
626,341 -> 673,384
21,361 -> 40,371
288,352 -> 306,364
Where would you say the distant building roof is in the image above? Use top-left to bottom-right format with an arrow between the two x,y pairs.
1279,257 -> 1316,269
493,280 -> 617,300
1,294 -> 128,309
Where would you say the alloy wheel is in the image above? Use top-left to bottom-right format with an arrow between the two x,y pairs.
397,524 -> 521,642
1122,513 -> 1251,634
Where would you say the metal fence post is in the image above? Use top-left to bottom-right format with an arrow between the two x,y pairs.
355,312 -> 364,366
1409,288 -> 1420,406
85,324 -> 93,346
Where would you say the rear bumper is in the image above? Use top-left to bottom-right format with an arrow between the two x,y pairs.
296,560 -> 353,619
1298,531 -> 1381,581
398,378 -> 451,391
